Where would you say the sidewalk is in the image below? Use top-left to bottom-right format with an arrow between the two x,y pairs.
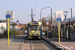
0,35 -> 25,50
42,34 -> 75,50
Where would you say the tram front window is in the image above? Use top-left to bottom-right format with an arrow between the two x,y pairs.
30,25 -> 39,30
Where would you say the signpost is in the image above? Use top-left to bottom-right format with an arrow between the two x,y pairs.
16,20 -> 19,25
57,17 -> 61,45
46,19 -> 49,25
16,20 -> 19,32
6,10 -> 14,46
6,11 -> 10,46
16,20 -> 19,23
6,10 -> 15,20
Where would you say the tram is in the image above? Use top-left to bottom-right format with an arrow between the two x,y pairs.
51,17 -> 75,40
27,21 -> 42,39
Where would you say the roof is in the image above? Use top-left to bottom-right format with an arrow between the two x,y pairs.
51,17 -> 75,26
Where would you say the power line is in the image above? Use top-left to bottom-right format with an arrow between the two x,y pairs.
66,5 -> 75,18
67,5 -> 75,10
71,5 -> 75,8
34,0 -> 38,12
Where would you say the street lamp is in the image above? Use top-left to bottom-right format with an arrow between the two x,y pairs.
63,11 -> 69,20
40,7 -> 50,22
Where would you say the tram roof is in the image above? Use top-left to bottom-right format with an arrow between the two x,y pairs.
70,17 -> 75,22
60,19 -> 69,24
51,17 -> 75,26
51,22 -> 57,26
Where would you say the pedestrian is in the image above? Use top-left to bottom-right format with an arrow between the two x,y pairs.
48,29 -> 52,38
45,29 -> 47,37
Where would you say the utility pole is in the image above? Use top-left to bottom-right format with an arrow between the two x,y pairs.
71,8 -> 72,18
50,8 -> 52,31
51,8 -> 52,24
31,9 -> 34,22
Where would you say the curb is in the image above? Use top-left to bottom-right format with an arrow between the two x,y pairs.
42,38 -> 65,50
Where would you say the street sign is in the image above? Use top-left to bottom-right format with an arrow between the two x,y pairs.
16,20 -> 19,22
46,22 -> 49,25
6,10 -> 15,20
16,20 -> 19,25
6,14 -> 10,18
57,17 -> 61,21
16,23 -> 19,25
46,20 -> 49,22
46,18 -> 49,25
6,10 -> 15,47
55,11 -> 64,21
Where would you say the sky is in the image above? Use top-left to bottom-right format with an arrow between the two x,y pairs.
0,0 -> 75,24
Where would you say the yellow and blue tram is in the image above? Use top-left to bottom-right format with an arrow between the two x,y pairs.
27,21 -> 42,39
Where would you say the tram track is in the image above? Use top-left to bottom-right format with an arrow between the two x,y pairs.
21,37 -> 56,50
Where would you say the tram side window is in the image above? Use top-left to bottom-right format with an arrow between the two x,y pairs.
70,26 -> 73,33
73,26 -> 75,33
64,27 -> 66,33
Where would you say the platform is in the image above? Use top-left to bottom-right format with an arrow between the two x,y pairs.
42,34 -> 75,50
0,35 -> 25,50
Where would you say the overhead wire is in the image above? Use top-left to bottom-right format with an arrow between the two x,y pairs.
34,0 -> 38,12
67,5 -> 75,10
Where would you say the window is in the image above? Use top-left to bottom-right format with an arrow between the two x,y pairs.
30,25 -> 39,30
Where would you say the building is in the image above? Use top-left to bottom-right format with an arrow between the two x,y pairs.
0,23 -> 6,34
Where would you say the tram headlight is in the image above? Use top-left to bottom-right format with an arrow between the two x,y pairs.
39,22 -> 41,25
32,31 -> 34,32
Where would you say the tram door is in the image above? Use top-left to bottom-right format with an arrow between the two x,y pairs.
64,25 -> 66,38
65,25 -> 69,39
55,26 -> 58,37
70,24 -> 75,40
67,26 -> 69,39
61,28 -> 64,37
56,26 -> 58,37
73,25 -> 75,40
63,25 -> 69,39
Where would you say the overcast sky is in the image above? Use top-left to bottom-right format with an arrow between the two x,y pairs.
0,0 -> 75,24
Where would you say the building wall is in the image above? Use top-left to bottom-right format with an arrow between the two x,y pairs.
0,23 -> 6,34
